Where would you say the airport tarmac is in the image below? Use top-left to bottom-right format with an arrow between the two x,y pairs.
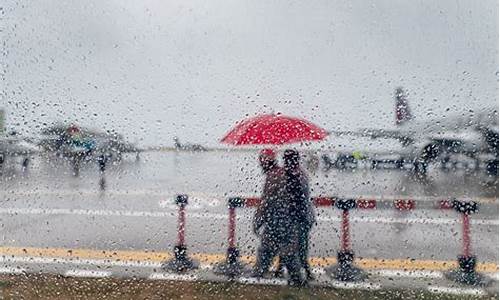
1,151 -> 497,199
0,151 -> 497,286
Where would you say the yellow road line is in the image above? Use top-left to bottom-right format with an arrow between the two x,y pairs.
0,247 -> 170,262
0,246 -> 497,273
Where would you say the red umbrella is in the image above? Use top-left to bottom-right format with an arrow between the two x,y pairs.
221,113 -> 328,145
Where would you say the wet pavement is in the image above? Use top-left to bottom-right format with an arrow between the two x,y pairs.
0,249 -> 496,296
0,151 -> 497,263
1,151 -> 497,199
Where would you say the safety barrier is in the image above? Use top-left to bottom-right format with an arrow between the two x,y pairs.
237,196 -> 459,211
161,195 -> 199,272
324,199 -> 368,281
445,200 -> 487,286
164,194 -> 487,286
214,197 -> 249,277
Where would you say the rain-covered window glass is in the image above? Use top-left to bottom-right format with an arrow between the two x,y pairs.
1,0 -> 498,299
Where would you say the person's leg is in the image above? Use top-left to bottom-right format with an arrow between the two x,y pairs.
282,251 -> 303,286
253,238 -> 276,277
299,228 -> 313,280
274,256 -> 285,277
279,234 -> 304,286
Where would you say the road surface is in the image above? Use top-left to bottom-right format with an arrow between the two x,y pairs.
0,151 -> 497,294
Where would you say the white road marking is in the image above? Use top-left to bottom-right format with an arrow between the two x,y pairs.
0,255 -> 162,268
0,255 -> 214,273
488,272 -> 499,280
0,190 -> 496,207
238,277 -> 287,286
65,269 -> 111,278
0,254 -> 496,293
0,267 -> 25,274
328,280 -> 381,290
0,255 -> 487,282
0,207 -> 496,226
158,201 -> 201,210
159,197 -> 221,210
199,264 -> 214,271
0,190 -> 177,197
0,190 -> 223,201
149,272 -> 198,281
373,269 -> 443,279
312,267 -> 326,275
189,196 -> 221,208
326,215 -> 498,226
0,208 -> 224,220
427,286 -> 486,296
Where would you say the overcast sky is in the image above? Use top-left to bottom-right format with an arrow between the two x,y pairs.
2,0 -> 498,147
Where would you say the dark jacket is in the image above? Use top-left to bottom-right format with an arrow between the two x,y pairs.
254,166 -> 295,246
284,168 -> 315,229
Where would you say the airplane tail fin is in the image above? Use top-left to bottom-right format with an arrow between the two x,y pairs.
0,109 -> 4,135
395,87 -> 413,126
173,137 -> 181,149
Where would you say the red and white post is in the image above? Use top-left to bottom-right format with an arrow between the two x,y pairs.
445,200 -> 486,286
162,194 -> 199,272
214,197 -> 248,277
326,198 -> 367,282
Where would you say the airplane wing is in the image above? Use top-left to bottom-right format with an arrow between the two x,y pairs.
329,129 -> 414,145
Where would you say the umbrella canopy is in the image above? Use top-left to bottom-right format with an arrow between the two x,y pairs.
221,114 -> 328,145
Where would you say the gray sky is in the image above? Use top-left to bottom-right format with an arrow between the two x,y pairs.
2,0 -> 498,147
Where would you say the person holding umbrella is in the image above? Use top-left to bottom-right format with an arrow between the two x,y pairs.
271,150 -> 315,281
282,149 -> 315,280
253,148 -> 281,235
221,113 -> 328,285
252,148 -> 304,286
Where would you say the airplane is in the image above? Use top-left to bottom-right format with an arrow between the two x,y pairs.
0,109 -> 38,169
37,123 -> 141,174
0,134 -> 38,169
328,87 -> 498,178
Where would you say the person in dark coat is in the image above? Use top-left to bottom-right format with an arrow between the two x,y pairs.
278,149 -> 315,280
252,149 -> 303,286
253,149 -> 282,235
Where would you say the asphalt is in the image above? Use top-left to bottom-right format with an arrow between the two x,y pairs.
1,151 -> 498,200
0,151 -> 497,293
